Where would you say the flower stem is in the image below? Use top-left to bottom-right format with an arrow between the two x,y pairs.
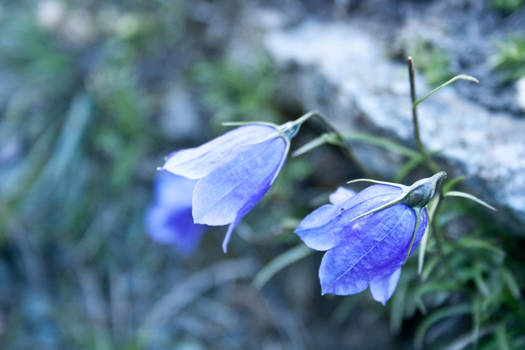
291,110 -> 370,176
407,57 -> 439,173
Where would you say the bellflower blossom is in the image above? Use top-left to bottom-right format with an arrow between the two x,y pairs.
161,119 -> 306,252
145,172 -> 205,254
295,172 -> 447,305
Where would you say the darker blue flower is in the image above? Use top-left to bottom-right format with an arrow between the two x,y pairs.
145,172 -> 205,255
295,172 -> 446,305
161,122 -> 298,252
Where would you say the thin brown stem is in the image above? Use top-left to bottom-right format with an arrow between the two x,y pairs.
407,57 -> 439,173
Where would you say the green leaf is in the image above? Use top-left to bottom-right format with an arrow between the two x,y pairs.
414,74 -> 479,107
443,176 -> 466,193
222,121 -> 277,127
395,155 -> 424,183
473,266 -> 491,297
501,268 -> 521,299
421,255 -> 440,281
395,150 -> 442,183
390,272 -> 409,334
445,191 -> 496,211
495,323 -> 511,350
292,133 -> 337,157
343,132 -> 419,158
414,281 -> 458,300
418,196 -> 440,275
415,304 -> 471,348
456,237 -> 505,258
293,131 -> 419,159
473,295 -> 482,348
252,244 -> 313,290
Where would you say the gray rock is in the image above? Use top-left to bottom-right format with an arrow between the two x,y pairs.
257,18 -> 525,228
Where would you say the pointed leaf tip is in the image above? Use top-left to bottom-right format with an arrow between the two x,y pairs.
456,74 -> 479,84
444,191 -> 496,211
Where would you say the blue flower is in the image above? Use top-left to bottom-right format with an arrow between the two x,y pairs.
161,122 -> 299,252
295,172 -> 446,305
145,172 -> 205,255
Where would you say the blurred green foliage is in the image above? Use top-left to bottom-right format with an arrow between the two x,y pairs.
411,41 -> 454,88
392,200 -> 525,349
191,57 -> 281,127
492,36 -> 525,82
491,0 -> 524,13
397,34 -> 454,88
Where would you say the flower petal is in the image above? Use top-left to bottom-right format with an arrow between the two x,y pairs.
329,187 -> 356,205
221,214 -> 243,253
145,205 -> 204,255
162,124 -> 278,179
192,136 -> 287,226
296,184 -> 402,251
155,172 -> 196,206
319,204 -> 426,295
319,242 -> 369,295
369,268 -> 401,305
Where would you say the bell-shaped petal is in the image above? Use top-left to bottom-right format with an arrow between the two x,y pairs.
161,122 -> 294,252
145,173 -> 205,255
295,184 -> 402,251
329,187 -> 356,205
192,136 -> 287,226
318,204 -> 427,296
370,268 -> 402,305
154,170 -> 194,207
162,124 -> 278,179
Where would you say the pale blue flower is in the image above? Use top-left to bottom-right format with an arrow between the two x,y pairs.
161,123 -> 297,252
145,172 -> 205,254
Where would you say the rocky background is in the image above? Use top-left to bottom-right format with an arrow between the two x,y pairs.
1,0 -> 524,349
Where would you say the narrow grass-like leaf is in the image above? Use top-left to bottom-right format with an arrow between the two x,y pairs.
222,121 -> 277,127
292,133 -> 337,157
252,244 -> 312,290
417,225 -> 431,275
473,295 -> 481,348
501,268 -> 521,299
456,237 -> 505,257
390,273 -> 409,334
473,266 -> 490,297
293,131 -> 419,159
395,155 -> 425,183
395,150 -> 441,183
421,255 -> 440,281
415,296 -> 427,315
495,323 -> 511,350
445,191 -> 496,211
343,132 -> 419,158
415,281 -> 458,300
418,196 -> 439,275
415,304 -> 471,348
414,74 -> 479,107
445,325 -> 497,350
443,176 -> 465,193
